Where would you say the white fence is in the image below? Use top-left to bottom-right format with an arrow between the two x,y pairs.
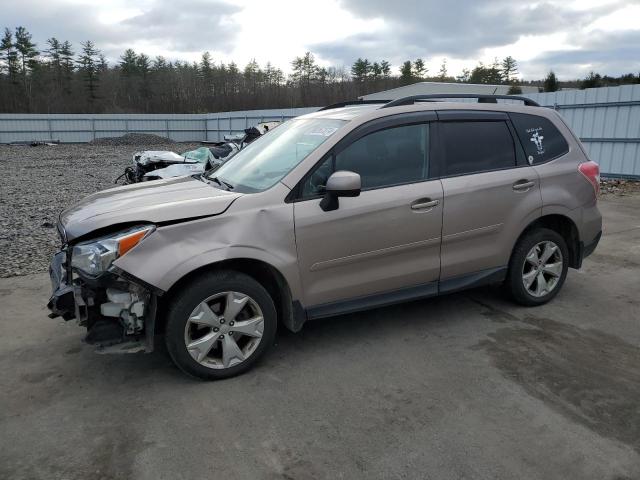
524,85 -> 640,178
1,85 -> 639,178
0,107 -> 318,144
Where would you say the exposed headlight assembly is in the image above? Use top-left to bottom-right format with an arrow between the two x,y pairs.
71,225 -> 155,276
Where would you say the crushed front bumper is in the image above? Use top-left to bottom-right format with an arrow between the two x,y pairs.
47,250 -> 75,320
46,249 -> 158,353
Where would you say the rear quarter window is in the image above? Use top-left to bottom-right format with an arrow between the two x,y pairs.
509,112 -> 569,164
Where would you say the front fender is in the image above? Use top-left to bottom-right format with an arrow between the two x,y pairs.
112,198 -> 302,301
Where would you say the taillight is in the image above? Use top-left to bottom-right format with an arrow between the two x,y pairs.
579,161 -> 600,196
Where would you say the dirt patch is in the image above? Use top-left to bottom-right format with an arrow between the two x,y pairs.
476,314 -> 640,452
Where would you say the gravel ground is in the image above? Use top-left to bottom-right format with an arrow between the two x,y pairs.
0,142 -> 200,277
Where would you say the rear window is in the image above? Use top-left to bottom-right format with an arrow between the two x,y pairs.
509,113 -> 569,164
441,121 -> 516,176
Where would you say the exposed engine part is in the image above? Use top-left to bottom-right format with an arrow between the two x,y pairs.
85,319 -> 124,346
100,287 -> 146,335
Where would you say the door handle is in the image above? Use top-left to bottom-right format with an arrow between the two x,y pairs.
411,198 -> 440,211
512,180 -> 535,192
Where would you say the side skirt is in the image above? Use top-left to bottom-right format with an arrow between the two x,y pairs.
438,266 -> 507,295
304,266 -> 507,321
306,282 -> 438,320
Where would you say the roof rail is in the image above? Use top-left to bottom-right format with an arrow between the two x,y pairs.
380,93 -> 540,109
318,99 -> 391,111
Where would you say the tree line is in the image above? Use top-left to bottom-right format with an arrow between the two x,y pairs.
1,26 -> 639,113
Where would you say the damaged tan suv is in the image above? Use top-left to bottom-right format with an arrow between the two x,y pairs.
48,94 -> 602,379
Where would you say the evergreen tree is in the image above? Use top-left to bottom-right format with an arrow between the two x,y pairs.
371,62 -> 382,80
469,62 -> 502,84
59,40 -> 74,95
119,49 -> 138,76
380,60 -> 391,78
438,59 -> 448,81
581,71 -> 602,89
0,28 -> 19,80
412,58 -> 426,79
199,51 -> 213,99
137,53 -> 151,102
153,56 -> 168,70
456,68 -> 471,83
501,56 -> 518,83
244,58 -> 260,95
60,41 -> 74,75
489,57 -> 503,83
45,38 -> 61,71
76,40 -> 100,102
351,57 -> 371,83
14,26 -> 38,90
400,60 -> 413,85
98,54 -> 108,72
543,71 -> 559,92
291,52 -> 318,87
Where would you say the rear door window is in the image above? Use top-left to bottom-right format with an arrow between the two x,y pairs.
440,121 -> 516,176
509,113 -> 569,164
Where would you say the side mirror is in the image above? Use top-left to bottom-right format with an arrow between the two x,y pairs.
319,171 -> 361,212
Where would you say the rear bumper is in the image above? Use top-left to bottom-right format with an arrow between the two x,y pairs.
577,230 -> 601,268
583,230 -> 601,259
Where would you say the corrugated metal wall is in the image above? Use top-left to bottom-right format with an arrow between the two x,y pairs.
524,85 -> 640,178
0,108 -> 318,144
1,85 -> 639,177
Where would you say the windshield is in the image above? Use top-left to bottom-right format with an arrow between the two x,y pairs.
208,117 -> 347,192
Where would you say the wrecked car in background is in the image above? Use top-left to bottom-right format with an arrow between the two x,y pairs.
115,121 -> 280,184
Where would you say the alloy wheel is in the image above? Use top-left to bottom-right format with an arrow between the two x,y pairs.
522,240 -> 564,297
184,291 -> 264,369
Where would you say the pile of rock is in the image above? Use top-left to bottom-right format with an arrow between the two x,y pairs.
89,133 -> 175,146
600,177 -> 640,196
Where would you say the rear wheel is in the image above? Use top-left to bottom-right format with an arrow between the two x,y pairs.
506,228 -> 569,306
165,271 -> 277,380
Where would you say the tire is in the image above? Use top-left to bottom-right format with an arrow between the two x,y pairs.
506,228 -> 569,306
165,270 -> 277,380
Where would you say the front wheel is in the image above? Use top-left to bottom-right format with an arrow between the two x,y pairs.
506,228 -> 569,306
165,271 -> 277,380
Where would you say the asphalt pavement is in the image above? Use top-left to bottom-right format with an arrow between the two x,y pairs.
1,195 -> 639,480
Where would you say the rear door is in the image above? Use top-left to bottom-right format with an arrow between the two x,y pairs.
436,111 -> 542,286
292,114 -> 443,311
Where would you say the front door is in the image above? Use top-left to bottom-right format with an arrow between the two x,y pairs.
292,121 -> 443,310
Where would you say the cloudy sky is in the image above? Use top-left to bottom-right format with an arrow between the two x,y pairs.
2,0 -> 639,79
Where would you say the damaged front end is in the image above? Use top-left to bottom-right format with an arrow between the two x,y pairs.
47,224 -> 160,354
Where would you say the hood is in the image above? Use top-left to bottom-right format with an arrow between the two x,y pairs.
144,163 -> 206,179
134,150 -> 185,165
60,176 -> 241,241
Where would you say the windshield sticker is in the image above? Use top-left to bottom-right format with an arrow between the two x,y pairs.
306,126 -> 339,137
527,127 -> 545,155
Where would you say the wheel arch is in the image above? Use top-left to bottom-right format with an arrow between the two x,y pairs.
157,258 -> 304,334
513,214 -> 581,268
